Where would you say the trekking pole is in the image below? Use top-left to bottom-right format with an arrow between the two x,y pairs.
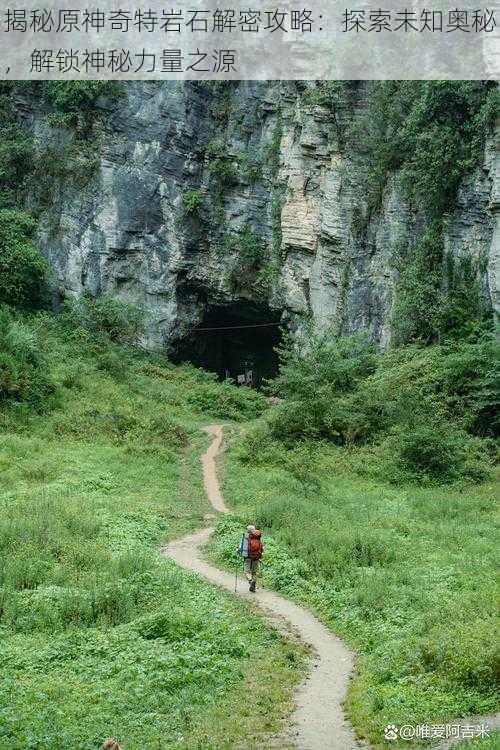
234,558 -> 239,592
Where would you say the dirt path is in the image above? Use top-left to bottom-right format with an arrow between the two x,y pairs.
162,425 -> 499,749
163,425 -> 360,750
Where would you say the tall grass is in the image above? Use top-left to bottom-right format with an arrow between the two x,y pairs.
267,332 -> 497,484
0,315 -> 303,749
209,429 -> 499,748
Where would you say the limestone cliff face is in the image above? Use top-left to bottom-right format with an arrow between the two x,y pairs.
19,82 -> 498,350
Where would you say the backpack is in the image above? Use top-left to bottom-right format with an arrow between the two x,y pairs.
248,529 -> 263,560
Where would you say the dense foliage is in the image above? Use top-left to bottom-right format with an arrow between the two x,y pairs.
0,83 -> 33,209
44,81 -> 117,112
42,81 -> 121,128
205,139 -> 239,187
223,226 -> 266,270
391,224 -> 491,344
267,332 -> 498,483
182,188 -> 204,215
0,86 -> 51,311
61,293 -> 145,345
355,81 -> 497,216
361,81 -> 497,344
0,306 -> 54,409
0,210 -> 49,309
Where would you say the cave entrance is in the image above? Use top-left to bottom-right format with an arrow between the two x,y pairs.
172,302 -> 282,389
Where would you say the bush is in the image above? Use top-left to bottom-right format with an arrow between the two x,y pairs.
206,140 -> 239,185
417,619 -> 499,691
182,189 -> 204,215
0,124 -> 33,207
186,380 -> 267,421
392,225 -> 491,345
43,82 -> 119,124
354,82 -> 497,344
303,81 -> 347,110
266,332 -> 496,483
0,306 -> 55,408
355,81 -> 497,215
387,421 -> 491,483
223,227 -> 266,270
96,349 -> 129,380
0,209 -> 49,309
62,293 -> 144,344
269,334 -> 377,442
351,83 -> 496,344
0,85 -> 34,208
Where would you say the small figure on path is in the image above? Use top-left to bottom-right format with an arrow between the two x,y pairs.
237,524 -> 264,592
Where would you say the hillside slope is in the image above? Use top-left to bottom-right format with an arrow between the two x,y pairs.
0,313 -> 305,750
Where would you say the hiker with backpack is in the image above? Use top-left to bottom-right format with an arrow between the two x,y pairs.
237,524 -> 264,592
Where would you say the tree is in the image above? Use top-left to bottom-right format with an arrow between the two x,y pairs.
0,209 -> 49,309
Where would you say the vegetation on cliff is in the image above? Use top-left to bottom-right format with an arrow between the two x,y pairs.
357,81 -> 497,345
0,80 -> 498,748
307,80 -> 497,345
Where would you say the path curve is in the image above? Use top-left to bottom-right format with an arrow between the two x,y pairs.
163,425 -> 359,750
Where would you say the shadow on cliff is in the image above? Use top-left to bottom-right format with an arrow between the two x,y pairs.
171,301 -> 282,389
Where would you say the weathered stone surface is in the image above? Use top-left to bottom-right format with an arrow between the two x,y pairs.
487,118 -> 500,324
18,82 -> 497,350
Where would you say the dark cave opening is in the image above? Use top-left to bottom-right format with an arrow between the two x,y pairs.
172,302 -> 283,389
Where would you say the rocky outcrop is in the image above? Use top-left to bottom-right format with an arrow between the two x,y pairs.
487,117 -> 500,325
18,82 -> 498,351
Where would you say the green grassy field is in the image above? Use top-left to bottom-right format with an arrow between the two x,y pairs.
0,317 -> 305,750
0,310 -> 497,748
454,732 -> 500,749
209,424 -> 499,749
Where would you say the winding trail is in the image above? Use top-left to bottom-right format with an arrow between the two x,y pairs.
162,425 -> 359,750
162,425 -> 500,749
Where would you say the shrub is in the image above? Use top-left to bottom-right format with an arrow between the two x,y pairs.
302,81 -> 347,110
417,619 -> 499,691
353,82 -> 497,343
387,421 -> 491,483
391,224 -> 443,345
265,331 -> 496,482
0,306 -> 54,408
206,140 -> 239,185
62,293 -> 144,344
354,81 -> 497,215
182,189 -> 204,215
271,332 -> 498,440
43,82 -> 119,120
392,226 -> 491,345
186,380 -> 267,421
0,351 -> 20,397
0,209 -> 49,309
96,349 -> 129,379
269,334 -> 377,441
0,85 -> 34,207
0,125 -> 33,207
223,227 -> 266,270
40,82 -> 121,137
